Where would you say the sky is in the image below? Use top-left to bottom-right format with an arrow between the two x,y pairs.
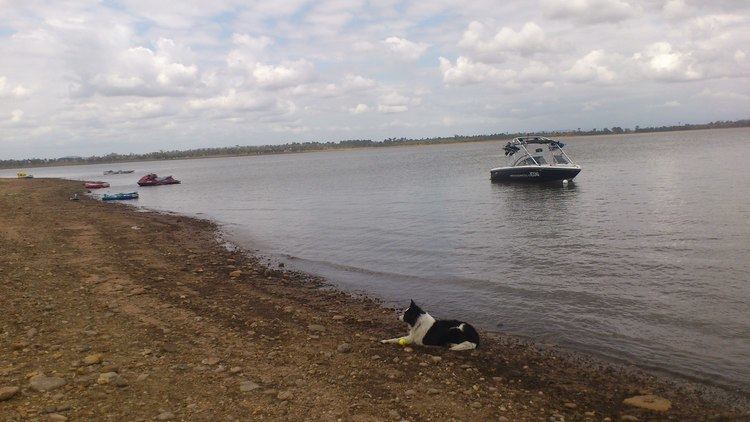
0,0 -> 748,159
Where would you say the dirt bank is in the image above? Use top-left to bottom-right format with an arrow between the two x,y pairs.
0,179 -> 745,421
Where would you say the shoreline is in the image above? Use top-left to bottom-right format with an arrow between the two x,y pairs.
1,178 -> 747,421
3,127 -> 747,172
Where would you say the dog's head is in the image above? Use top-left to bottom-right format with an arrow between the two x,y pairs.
399,300 -> 425,327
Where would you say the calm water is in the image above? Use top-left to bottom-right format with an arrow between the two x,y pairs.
5,128 -> 749,392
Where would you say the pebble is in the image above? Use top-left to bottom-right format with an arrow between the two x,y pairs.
470,401 -> 481,409
621,416 -> 638,421
157,411 -> 175,420
332,315 -> 345,320
161,343 -> 178,353
388,410 -> 400,420
308,324 -> 326,332
230,366 -> 242,374
0,386 -> 20,401
623,394 -> 671,412
427,388 -> 439,395
584,411 -> 595,417
564,402 -> 577,409
337,343 -> 352,353
498,417 -> 509,422
430,355 -> 442,363
136,374 -> 149,382
405,389 -> 416,396
29,374 -> 67,392
201,356 -> 221,365
277,390 -> 294,401
97,372 -> 127,387
240,380 -> 260,392
48,414 -> 67,421
403,347 -> 414,353
229,270 -> 242,278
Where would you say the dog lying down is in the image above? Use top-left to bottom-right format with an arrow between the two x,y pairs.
381,300 -> 480,351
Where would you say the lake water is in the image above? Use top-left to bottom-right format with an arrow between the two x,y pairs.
5,128 -> 749,393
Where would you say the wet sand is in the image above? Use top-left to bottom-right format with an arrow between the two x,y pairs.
0,178 -> 745,421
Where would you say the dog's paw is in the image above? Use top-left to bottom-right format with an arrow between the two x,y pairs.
380,339 -> 389,344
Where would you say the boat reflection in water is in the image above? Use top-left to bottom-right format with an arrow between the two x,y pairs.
490,136 -> 581,182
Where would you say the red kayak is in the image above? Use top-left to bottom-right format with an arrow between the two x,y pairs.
84,181 -> 110,189
138,173 -> 181,186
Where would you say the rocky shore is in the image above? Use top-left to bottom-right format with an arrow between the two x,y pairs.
0,178 -> 745,421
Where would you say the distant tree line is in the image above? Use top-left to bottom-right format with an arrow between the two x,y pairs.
2,118 -> 748,169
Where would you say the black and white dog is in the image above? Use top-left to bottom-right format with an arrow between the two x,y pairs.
381,300 -> 480,351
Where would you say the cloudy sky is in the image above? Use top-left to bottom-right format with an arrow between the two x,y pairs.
1,0 -> 748,159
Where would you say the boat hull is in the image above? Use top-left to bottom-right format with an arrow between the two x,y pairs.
490,166 -> 581,182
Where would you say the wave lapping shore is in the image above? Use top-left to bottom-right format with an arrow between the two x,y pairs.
0,179 -> 744,421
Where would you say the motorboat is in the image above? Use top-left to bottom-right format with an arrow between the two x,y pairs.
490,136 -> 581,182
16,172 -> 33,178
84,181 -> 110,189
102,192 -> 139,201
104,170 -> 134,175
137,173 -> 180,186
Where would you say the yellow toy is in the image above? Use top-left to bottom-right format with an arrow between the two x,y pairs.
398,338 -> 409,346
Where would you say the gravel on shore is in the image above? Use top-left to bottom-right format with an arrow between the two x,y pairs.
0,178 -> 745,421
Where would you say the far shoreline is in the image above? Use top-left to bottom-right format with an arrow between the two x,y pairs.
3,126 -> 749,172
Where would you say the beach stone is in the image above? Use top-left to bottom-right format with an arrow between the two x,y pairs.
229,270 -> 242,278
470,401 -> 481,409
83,353 -> 103,365
29,374 -> 66,392
621,416 -> 638,421
157,411 -> 175,420
564,402 -> 577,409
405,389 -> 416,396
240,380 -> 260,392
427,388 -> 439,395
48,414 -> 67,421
498,417 -> 509,422
308,324 -> 326,332
0,386 -> 20,401
201,356 -> 221,365
337,343 -> 352,353
230,366 -> 242,374
430,355 -> 442,363
623,394 -> 671,412
97,372 -> 127,387
277,390 -> 294,401
161,343 -> 178,353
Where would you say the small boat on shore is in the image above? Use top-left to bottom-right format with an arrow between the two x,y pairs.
490,136 -> 581,182
16,172 -> 33,178
84,181 -> 110,189
137,173 -> 180,187
104,170 -> 134,175
102,192 -> 139,201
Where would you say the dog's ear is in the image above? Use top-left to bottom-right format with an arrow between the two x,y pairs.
409,299 -> 416,308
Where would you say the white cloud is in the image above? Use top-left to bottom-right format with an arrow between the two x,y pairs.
566,50 -> 618,83
349,103 -> 370,114
341,74 -> 376,91
0,76 -> 31,98
377,91 -> 416,113
383,36 -> 429,60
438,56 -> 517,86
458,21 -> 554,62
632,42 -> 701,81
10,109 -> 24,122
544,0 -> 640,24
81,38 -> 200,97
252,59 -> 315,89
231,33 -> 273,50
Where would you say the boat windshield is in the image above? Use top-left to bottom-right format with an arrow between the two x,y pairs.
553,154 -> 569,164
533,156 -> 547,165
